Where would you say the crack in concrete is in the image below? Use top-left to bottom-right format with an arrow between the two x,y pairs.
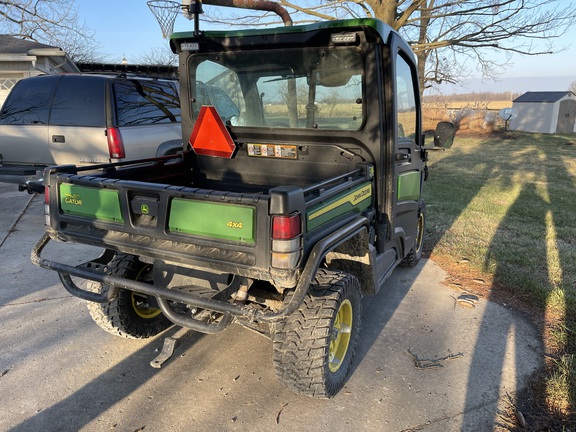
0,193 -> 36,249
2,295 -> 72,307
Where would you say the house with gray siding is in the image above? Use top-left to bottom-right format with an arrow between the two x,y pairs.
509,91 -> 576,134
0,35 -> 79,106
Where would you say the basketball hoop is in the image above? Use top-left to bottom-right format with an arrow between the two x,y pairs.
148,0 -> 181,39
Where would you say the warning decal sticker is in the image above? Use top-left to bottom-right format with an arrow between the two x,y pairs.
247,144 -> 297,159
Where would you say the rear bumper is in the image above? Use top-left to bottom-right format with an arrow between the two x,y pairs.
0,165 -> 45,192
32,216 -> 368,329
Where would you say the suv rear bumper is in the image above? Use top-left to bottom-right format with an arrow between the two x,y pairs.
0,165 -> 45,192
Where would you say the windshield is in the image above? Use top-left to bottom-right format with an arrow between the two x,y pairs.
189,47 -> 363,130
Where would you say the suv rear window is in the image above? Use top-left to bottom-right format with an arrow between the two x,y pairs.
50,76 -> 106,127
0,75 -> 58,125
113,79 -> 181,126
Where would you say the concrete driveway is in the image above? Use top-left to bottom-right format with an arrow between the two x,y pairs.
0,182 -> 543,431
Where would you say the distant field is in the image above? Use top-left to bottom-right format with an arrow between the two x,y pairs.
262,97 -> 514,134
424,100 -> 513,110
422,99 -> 513,133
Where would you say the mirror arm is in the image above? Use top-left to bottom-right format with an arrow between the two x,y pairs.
422,145 -> 446,151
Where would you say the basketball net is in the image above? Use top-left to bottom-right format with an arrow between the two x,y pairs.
148,0 -> 181,39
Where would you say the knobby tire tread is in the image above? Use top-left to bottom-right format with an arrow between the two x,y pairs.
272,268 -> 361,398
87,254 -> 171,339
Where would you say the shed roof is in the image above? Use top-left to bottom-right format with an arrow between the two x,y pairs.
513,91 -> 574,103
0,35 -> 58,55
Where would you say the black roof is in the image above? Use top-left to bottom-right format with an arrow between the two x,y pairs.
77,63 -> 178,79
0,35 -> 59,54
513,91 -> 574,103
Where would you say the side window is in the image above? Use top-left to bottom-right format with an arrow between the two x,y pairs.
0,76 -> 58,125
114,80 -> 181,126
395,54 -> 417,139
50,76 -> 106,127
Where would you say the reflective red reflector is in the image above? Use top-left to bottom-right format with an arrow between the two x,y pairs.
44,186 -> 49,204
189,106 -> 236,158
107,127 -> 125,159
272,214 -> 301,239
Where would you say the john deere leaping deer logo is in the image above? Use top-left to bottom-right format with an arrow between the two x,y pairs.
64,193 -> 83,206
141,204 -> 150,215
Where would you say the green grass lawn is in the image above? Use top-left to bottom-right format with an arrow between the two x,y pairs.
423,132 -> 576,424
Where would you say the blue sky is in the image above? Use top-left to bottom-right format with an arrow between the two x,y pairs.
77,0 -> 576,94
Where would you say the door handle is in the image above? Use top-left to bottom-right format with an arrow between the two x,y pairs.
395,152 -> 411,162
52,135 -> 65,143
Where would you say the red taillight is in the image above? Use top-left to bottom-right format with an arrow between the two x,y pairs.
44,185 -> 50,226
107,127 -> 125,159
271,214 -> 302,269
272,214 -> 301,239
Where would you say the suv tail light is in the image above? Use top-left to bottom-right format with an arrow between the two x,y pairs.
271,214 -> 302,269
107,127 -> 126,159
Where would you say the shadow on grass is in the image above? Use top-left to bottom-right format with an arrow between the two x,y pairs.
424,133 -> 575,428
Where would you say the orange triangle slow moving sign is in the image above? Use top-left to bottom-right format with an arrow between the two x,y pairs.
189,106 -> 236,158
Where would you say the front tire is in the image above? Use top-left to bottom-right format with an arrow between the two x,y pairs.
271,269 -> 362,398
87,254 -> 172,339
401,201 -> 426,267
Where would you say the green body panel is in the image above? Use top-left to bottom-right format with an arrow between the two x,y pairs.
306,182 -> 372,232
59,184 -> 123,222
397,171 -> 421,201
169,198 -> 255,243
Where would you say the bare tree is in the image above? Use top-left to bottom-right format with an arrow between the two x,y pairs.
201,0 -> 576,96
570,81 -> 576,95
0,0 -> 101,62
134,46 -> 178,67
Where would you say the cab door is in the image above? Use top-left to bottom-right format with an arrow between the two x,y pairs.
390,38 -> 424,257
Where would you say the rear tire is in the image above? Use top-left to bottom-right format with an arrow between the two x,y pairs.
87,254 -> 172,339
271,269 -> 362,398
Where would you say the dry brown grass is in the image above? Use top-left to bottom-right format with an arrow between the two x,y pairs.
423,100 -> 512,135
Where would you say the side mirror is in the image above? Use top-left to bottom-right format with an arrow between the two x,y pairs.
433,121 -> 455,149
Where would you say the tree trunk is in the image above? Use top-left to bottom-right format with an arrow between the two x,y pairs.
415,3 -> 431,100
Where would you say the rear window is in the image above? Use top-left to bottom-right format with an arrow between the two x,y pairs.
0,75 -> 58,125
190,47 -> 363,130
50,76 -> 106,127
113,79 -> 181,126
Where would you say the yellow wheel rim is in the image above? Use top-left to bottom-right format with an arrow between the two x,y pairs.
329,299 -> 353,373
415,211 -> 425,254
131,265 -> 161,319
131,293 -> 162,319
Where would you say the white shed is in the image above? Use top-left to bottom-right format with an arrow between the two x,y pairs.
0,36 -> 79,107
509,91 -> 576,134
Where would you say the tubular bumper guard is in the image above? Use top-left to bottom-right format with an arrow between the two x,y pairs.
31,217 -> 368,332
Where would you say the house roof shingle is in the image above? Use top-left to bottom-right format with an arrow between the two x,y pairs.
0,35 -> 60,55
513,91 -> 574,103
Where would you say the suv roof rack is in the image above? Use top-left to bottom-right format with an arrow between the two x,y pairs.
76,63 -> 178,79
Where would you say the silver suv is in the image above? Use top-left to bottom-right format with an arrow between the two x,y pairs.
0,74 -> 182,175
